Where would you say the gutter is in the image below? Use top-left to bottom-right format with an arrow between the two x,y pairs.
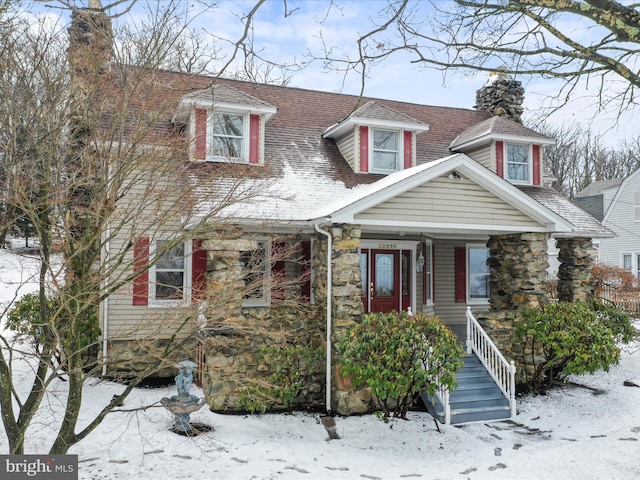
314,223 -> 332,414
101,226 -> 110,377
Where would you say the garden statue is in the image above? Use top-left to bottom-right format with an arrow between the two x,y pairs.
161,360 -> 206,435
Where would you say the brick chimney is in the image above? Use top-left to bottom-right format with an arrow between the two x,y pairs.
474,68 -> 525,124
67,0 -> 113,77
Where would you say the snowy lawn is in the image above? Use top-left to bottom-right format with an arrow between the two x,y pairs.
1,247 -> 640,479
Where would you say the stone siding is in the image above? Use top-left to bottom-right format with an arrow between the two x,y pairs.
199,236 -> 325,412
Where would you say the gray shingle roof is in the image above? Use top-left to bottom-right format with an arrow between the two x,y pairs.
575,178 -> 623,197
519,186 -> 614,238
350,101 -> 428,126
450,116 -> 553,150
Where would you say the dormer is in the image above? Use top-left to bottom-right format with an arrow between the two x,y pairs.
322,101 -> 429,174
174,84 -> 277,165
450,116 -> 554,187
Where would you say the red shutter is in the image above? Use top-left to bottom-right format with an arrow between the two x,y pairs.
301,240 -> 311,303
422,242 -> 428,305
195,108 -> 207,160
249,114 -> 260,164
532,144 -> 541,185
133,237 -> 150,305
431,243 -> 435,303
455,246 -> 466,303
403,130 -> 412,169
495,140 -> 504,178
359,126 -> 369,172
192,239 -> 207,302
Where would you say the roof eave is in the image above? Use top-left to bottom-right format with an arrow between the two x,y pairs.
323,116 -> 429,139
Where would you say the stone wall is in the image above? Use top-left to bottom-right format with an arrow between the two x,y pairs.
106,339 -> 195,379
475,69 -> 525,124
199,237 -> 325,412
557,237 -> 593,302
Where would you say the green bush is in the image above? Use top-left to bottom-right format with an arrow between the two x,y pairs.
6,292 -> 57,345
516,301 -> 626,393
237,340 -> 324,414
338,311 -> 463,420
587,298 -> 636,343
6,292 -> 100,365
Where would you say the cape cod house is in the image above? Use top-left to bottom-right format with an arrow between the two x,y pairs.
71,5 -> 613,423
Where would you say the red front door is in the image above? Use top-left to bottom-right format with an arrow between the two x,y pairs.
361,249 -> 402,313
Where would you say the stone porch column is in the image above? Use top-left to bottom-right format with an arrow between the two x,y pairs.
321,224 -> 373,415
480,232 -> 550,379
556,237 -> 594,302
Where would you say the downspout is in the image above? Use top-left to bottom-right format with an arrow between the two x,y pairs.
101,226 -> 110,377
315,223 -> 332,414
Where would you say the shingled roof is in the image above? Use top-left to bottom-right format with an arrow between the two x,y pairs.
99,67 -> 611,237
519,186 -> 614,238
450,116 -> 554,150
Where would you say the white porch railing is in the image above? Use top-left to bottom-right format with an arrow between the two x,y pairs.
466,307 -> 516,419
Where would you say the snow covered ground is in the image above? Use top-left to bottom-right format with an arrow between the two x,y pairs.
1,247 -> 640,479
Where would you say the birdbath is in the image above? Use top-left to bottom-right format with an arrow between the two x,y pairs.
160,360 -> 206,435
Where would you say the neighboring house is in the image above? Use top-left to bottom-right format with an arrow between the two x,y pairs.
595,171 -> 640,275
547,179 -> 623,276
71,6 -> 612,420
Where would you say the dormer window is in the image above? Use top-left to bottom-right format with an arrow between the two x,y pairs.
495,140 -> 542,186
505,143 -> 529,183
175,84 -> 276,165
372,129 -> 400,173
211,112 -> 246,161
194,109 -> 260,164
322,101 -> 428,175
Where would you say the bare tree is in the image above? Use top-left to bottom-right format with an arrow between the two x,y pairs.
0,0 -> 270,454
287,0 -> 640,115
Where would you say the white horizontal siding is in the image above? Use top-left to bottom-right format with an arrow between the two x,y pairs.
356,176 -> 542,228
601,175 -> 640,268
465,144 -> 493,171
335,129 -> 357,172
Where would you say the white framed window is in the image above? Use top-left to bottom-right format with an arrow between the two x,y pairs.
622,253 -> 632,272
209,111 -> 248,162
634,192 -> 640,222
239,239 -> 271,307
371,128 -> 400,173
468,245 -> 490,303
505,143 -> 530,183
149,239 -> 192,306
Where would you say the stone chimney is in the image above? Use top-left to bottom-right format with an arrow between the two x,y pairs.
67,0 -> 113,77
474,67 -> 525,124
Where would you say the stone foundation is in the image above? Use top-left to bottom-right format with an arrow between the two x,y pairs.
106,339 -> 195,379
